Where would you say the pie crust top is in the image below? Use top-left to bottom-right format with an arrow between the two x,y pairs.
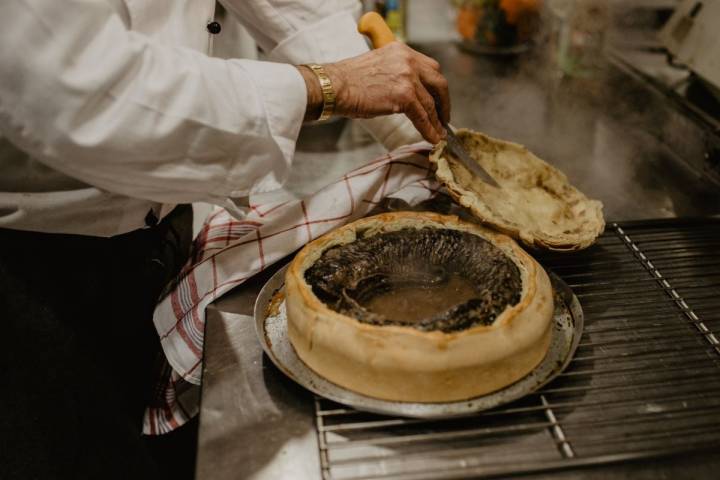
430,129 -> 605,251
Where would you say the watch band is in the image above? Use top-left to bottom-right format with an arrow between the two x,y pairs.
304,64 -> 336,122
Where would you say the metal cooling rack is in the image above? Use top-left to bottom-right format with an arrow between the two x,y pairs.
312,218 -> 720,480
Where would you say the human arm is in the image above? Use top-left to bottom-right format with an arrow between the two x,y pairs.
0,0 -> 310,205
222,0 -> 450,145
1,0 -> 449,212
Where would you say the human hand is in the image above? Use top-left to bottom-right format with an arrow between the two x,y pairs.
299,43 -> 450,144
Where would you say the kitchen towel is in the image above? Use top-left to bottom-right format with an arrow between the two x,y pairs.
144,143 -> 440,434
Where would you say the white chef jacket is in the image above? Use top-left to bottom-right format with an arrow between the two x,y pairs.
0,0 -> 419,236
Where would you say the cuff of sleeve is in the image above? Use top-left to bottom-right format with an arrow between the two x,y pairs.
223,60 -> 307,196
267,11 -> 369,64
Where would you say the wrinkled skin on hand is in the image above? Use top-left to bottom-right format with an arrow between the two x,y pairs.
300,42 -> 451,144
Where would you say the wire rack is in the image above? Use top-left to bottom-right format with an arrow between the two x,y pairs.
312,218 -> 720,480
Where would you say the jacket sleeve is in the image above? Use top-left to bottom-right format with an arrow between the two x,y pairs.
0,0 -> 308,204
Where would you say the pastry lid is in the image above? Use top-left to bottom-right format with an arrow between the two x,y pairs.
429,129 -> 605,251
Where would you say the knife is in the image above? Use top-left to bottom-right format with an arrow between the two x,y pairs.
443,123 -> 501,188
358,12 -> 501,188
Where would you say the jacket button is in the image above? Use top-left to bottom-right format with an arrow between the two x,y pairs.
206,21 -> 221,35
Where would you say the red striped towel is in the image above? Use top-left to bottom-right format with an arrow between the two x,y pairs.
143,143 -> 439,434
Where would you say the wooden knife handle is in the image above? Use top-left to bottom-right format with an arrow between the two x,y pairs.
358,12 -> 396,49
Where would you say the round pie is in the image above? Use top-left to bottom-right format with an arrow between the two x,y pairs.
430,129 -> 604,251
284,211 -> 554,402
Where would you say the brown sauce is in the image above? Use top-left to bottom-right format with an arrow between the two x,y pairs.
363,275 -> 478,324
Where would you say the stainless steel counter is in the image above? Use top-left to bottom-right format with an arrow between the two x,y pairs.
196,42 -> 720,480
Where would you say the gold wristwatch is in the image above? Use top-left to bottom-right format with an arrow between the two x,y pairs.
304,64 -> 336,122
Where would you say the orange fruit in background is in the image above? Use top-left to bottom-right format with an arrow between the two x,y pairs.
456,5 -> 479,40
500,0 -> 540,25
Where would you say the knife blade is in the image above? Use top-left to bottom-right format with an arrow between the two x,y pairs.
443,123 -> 501,188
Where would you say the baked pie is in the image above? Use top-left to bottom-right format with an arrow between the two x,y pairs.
285,212 -> 554,402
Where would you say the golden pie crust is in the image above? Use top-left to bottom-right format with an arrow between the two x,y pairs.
285,211 -> 554,402
430,129 -> 605,251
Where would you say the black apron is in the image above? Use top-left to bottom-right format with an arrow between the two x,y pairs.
0,205 -> 196,480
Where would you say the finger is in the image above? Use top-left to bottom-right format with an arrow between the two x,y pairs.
414,79 -> 445,139
405,98 -> 441,144
415,51 -> 442,72
402,44 -> 441,71
418,67 -> 451,124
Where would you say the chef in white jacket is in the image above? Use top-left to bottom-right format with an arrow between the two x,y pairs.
0,0 -> 450,479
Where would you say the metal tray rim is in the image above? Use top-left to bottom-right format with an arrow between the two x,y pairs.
253,264 -> 583,418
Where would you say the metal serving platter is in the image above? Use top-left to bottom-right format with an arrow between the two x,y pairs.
253,264 -> 583,418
